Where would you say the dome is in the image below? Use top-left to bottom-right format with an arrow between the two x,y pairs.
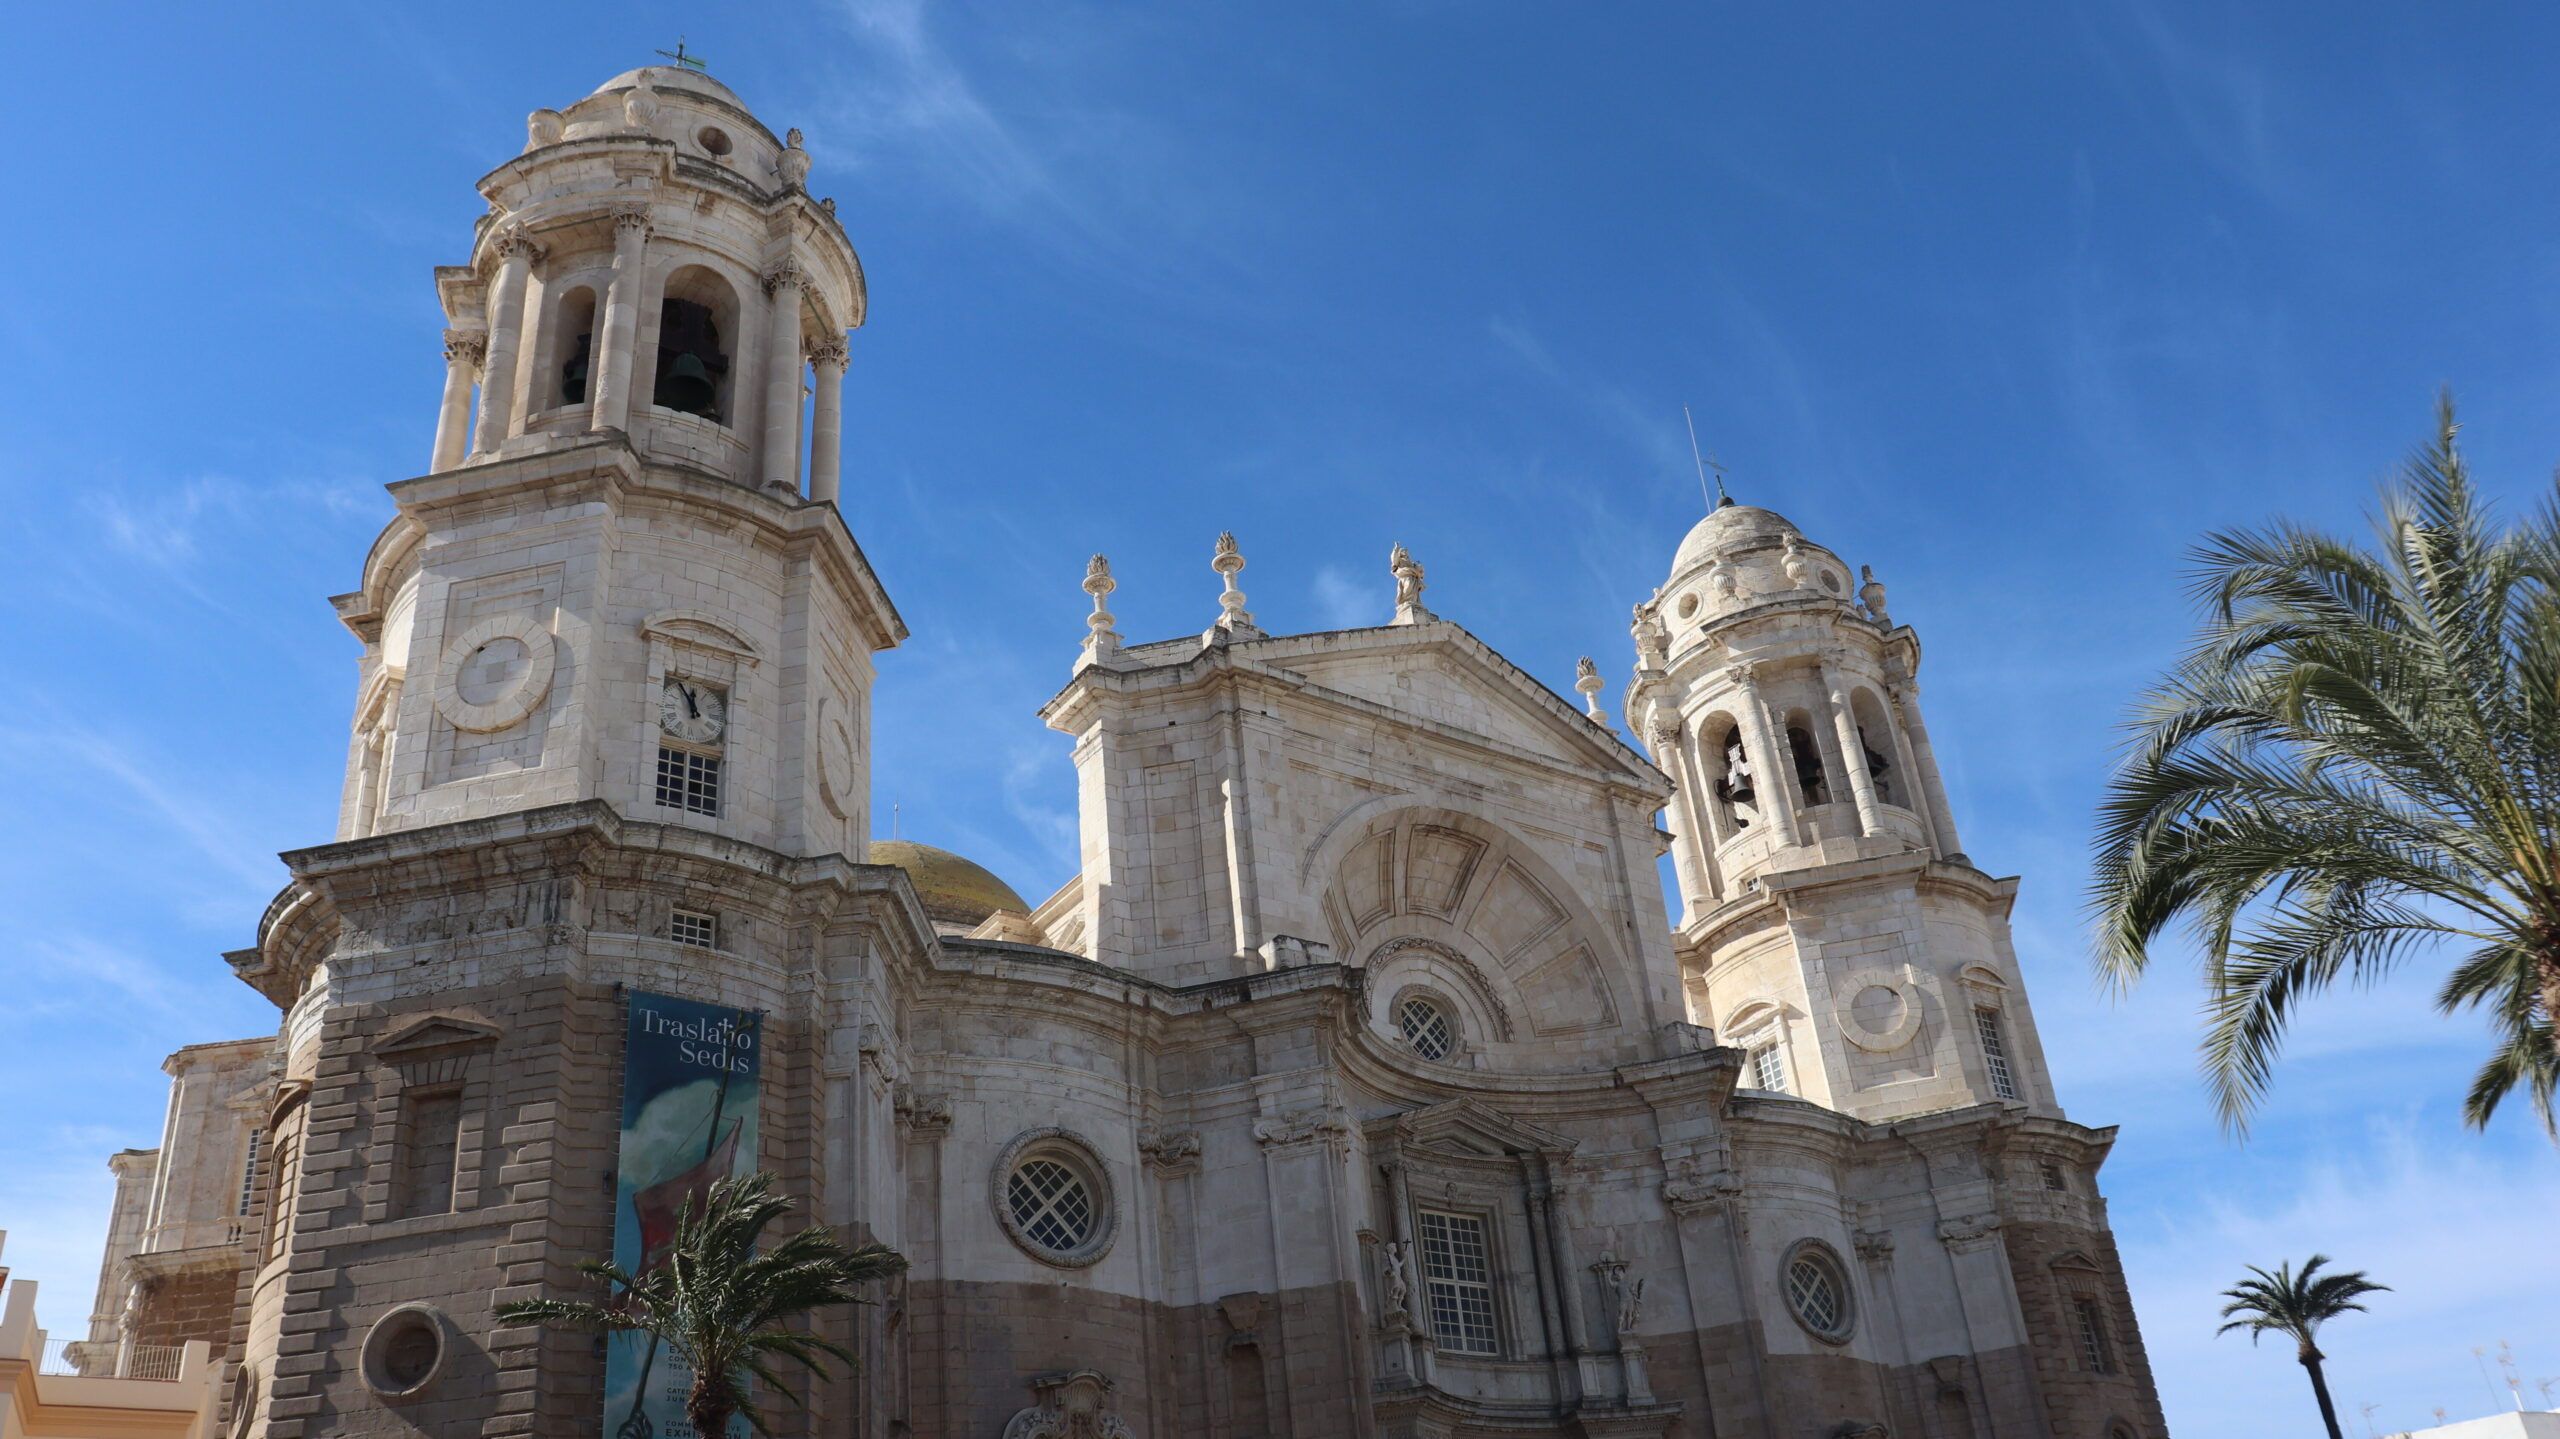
1667,500 -> 1802,580
591,65 -> 752,113
869,841 -> 1031,926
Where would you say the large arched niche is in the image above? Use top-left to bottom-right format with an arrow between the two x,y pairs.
1307,803 -> 1637,1057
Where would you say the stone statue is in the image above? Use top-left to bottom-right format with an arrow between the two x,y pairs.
1390,543 -> 1432,624
1381,1240 -> 1414,1320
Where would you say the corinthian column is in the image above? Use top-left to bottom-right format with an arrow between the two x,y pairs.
1892,679 -> 1965,861
806,336 -> 849,504
760,259 -> 807,494
1819,655 -> 1885,839
1730,667 -> 1801,847
431,330 -> 485,472
470,229 -> 543,455
588,205 -> 652,434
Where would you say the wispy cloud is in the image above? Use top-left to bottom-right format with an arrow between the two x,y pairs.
26,725 -> 287,896
817,0 -> 1080,225
1309,564 -> 1378,630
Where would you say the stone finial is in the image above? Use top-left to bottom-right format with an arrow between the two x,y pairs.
820,196 -> 838,217
1631,603 -> 1669,667
779,128 -> 813,187
1707,553 -> 1741,599
1574,656 -> 1609,724
622,80 -> 659,131
1079,554 -> 1123,669
1390,543 -> 1433,625
1782,533 -> 1815,588
1203,532 -> 1261,644
525,108 -> 566,150
1859,564 -> 1889,625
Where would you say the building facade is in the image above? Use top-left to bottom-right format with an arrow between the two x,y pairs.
75,60 -> 2168,1439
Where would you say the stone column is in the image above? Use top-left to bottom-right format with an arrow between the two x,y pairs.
1892,679 -> 1966,861
760,259 -> 807,494
1656,714 -> 1722,916
1820,656 -> 1885,839
588,206 -> 652,434
1730,667 -> 1801,847
806,336 -> 849,503
470,230 -> 542,455
431,330 -> 484,472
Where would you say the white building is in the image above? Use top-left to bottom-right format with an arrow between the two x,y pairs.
75,58 -> 2168,1439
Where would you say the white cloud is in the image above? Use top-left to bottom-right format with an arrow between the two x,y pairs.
1310,564 -> 1378,630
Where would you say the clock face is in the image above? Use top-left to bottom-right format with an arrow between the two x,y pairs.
659,678 -> 726,745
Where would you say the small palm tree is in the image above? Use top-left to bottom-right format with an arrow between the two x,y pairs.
2217,1255 -> 2388,1439
2093,397 -> 2560,1131
496,1170 -> 905,1439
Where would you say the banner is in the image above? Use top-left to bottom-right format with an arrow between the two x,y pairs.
605,990 -> 763,1439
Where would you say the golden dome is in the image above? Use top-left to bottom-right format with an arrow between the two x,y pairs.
868,841 -> 1031,926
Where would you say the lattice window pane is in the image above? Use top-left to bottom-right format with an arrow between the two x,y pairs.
1749,1041 -> 1788,1094
1007,1158 -> 1094,1253
1975,1008 -> 2019,1100
1786,1255 -> 1843,1333
236,1130 -> 264,1217
671,911 -> 718,949
1397,998 -> 1455,1061
2075,1296 -> 2116,1374
1416,1209 -> 1498,1355
655,746 -> 722,816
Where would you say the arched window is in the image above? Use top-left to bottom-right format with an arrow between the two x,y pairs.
1397,995 -> 1456,1061
1712,722 -> 1757,830
1850,690 -> 1899,806
554,287 -> 597,405
654,266 -> 740,423
1786,721 -> 1830,805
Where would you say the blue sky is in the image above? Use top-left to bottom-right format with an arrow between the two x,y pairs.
5,0 -> 2559,1429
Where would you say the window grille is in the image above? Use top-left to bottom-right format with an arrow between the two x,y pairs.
655,746 -> 721,816
1785,1252 -> 1847,1334
1416,1210 -> 1498,1355
1396,998 -> 1455,1061
2074,1296 -> 2116,1374
264,1126 -> 300,1261
2040,1162 -> 2066,1192
397,1092 -> 463,1219
1006,1158 -> 1095,1253
1748,1040 -> 1788,1094
236,1130 -> 264,1217
1974,1008 -> 2020,1101
670,910 -> 718,950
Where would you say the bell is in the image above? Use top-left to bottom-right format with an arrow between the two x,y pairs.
657,352 -> 717,415
560,340 -> 590,405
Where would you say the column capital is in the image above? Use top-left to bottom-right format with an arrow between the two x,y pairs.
488,226 -> 547,264
805,336 -> 850,369
608,203 -> 654,236
760,256 -> 808,295
441,329 -> 487,365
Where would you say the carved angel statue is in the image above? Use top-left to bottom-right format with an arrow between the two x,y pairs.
1391,543 -> 1426,605
1381,1240 -> 1415,1318
1616,1274 -> 1647,1334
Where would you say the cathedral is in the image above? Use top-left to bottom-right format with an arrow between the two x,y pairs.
64,60 -> 2169,1439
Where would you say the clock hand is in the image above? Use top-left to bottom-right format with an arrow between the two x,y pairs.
683,685 -> 700,719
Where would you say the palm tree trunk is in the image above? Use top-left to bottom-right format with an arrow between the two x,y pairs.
2301,1353 -> 2345,1439
687,1374 -> 734,1439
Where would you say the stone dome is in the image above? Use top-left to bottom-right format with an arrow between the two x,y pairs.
591,65 -> 753,112
1668,500 -> 1802,581
869,841 -> 1031,926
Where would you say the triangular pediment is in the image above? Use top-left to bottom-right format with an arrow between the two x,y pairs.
1254,623 -> 1663,786
1367,1097 -> 1579,1158
376,1014 -> 502,1056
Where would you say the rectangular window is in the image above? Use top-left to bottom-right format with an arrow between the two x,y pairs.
1415,1209 -> 1498,1356
656,746 -> 722,816
1748,1040 -> 1788,1094
264,1124 -> 299,1261
396,1091 -> 464,1219
671,910 -> 718,949
1975,1009 -> 2020,1101
2040,1162 -> 2066,1192
236,1130 -> 264,1216
2074,1295 -> 2116,1374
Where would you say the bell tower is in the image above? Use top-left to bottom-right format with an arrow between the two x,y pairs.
1625,498 -> 2059,1122
334,62 -> 902,861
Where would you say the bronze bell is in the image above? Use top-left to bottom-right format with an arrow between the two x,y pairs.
658,352 -> 717,416
560,334 -> 591,405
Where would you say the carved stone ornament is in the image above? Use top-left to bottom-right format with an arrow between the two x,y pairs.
622,79 -> 659,130
778,127 -> 813,187
489,226 -> 547,265
432,613 -> 557,734
1662,1157 -> 1743,1213
1859,565 -> 1890,625
1853,1228 -> 1897,1264
1390,542 -> 1432,624
804,336 -> 850,370
1002,1369 -> 1135,1439
1252,1104 -> 1350,1150
1137,1127 -> 1199,1170
760,256 -> 807,295
525,107 -> 566,148
610,202 -> 654,236
1936,1212 -> 2000,1251
442,329 -> 488,366
815,696 -> 858,819
892,1084 -> 951,1135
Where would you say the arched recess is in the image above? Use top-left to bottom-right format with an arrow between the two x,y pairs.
545,282 -> 599,408
1307,803 -> 1638,1051
651,263 -> 743,423
1848,688 -> 1902,808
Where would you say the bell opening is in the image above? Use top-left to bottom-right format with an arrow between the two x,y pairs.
653,297 -> 730,421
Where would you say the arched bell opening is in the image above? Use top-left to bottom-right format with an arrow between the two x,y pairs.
654,266 -> 738,424
552,286 -> 598,407
1709,718 -> 1757,832
1783,711 -> 1831,807
1850,688 -> 1901,808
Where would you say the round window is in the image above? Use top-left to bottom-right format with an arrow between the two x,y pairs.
1820,570 -> 1842,594
1782,1243 -> 1854,1342
697,126 -> 733,156
1396,996 -> 1455,1061
1676,592 -> 1701,619
360,1304 -> 447,1399
993,1130 -> 1116,1267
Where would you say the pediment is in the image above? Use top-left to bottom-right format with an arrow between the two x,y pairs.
1367,1097 -> 1579,1159
1260,623 -> 1663,786
376,1014 -> 502,1057
640,608 -> 762,665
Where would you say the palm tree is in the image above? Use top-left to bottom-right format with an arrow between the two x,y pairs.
2092,397 -> 2560,1131
496,1171 -> 905,1439
2217,1254 -> 2388,1439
